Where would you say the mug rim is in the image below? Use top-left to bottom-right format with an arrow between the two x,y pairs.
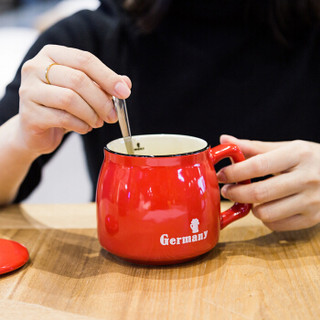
105,133 -> 209,158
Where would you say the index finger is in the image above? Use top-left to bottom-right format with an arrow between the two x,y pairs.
42,45 -> 131,99
217,145 -> 299,183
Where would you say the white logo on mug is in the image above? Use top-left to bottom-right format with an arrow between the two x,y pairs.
160,219 -> 208,246
190,218 -> 200,233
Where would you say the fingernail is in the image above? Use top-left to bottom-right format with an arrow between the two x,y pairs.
106,109 -> 118,123
121,75 -> 132,89
96,118 -> 104,128
114,82 -> 131,98
221,185 -> 229,198
216,170 -> 226,183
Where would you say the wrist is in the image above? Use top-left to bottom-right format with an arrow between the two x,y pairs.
3,115 -> 41,163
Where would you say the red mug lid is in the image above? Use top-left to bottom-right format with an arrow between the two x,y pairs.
0,239 -> 29,275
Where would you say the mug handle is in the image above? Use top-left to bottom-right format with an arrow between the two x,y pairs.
209,144 -> 252,229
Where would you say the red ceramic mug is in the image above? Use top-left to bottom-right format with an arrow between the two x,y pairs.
96,134 -> 251,265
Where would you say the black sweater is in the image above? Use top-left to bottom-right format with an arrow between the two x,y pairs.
1,0 -> 320,201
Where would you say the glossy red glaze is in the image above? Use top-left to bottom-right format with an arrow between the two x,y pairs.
0,239 -> 29,275
209,144 -> 252,229
96,137 -> 251,265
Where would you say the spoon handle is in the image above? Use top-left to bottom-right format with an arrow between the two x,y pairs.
112,97 -> 134,154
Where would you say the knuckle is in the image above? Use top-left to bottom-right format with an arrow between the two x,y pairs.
106,109 -> 118,123
253,205 -> 272,222
69,70 -> 87,88
40,44 -> 54,55
304,191 -> 320,210
21,59 -> 35,77
59,90 -> 76,110
19,83 -> 36,102
293,140 -> 313,159
58,110 -> 73,127
251,184 -> 268,203
251,155 -> 270,174
299,169 -> 320,189
76,50 -> 95,67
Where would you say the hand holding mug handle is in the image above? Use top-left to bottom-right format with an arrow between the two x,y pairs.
209,144 -> 252,229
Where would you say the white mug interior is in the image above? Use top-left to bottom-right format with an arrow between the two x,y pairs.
106,134 -> 208,156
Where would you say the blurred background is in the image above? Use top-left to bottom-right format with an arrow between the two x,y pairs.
0,0 -> 99,203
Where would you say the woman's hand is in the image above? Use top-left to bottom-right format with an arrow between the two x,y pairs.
18,44 -> 132,156
217,134 -> 320,231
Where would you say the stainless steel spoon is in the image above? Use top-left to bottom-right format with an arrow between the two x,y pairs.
112,97 -> 134,154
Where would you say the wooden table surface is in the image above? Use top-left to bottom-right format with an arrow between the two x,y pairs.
0,203 -> 319,320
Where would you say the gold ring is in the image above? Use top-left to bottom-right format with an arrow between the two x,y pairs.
45,62 -> 58,85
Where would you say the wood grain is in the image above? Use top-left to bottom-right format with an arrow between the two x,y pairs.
0,203 -> 319,320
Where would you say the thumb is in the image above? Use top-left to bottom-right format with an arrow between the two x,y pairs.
219,134 -> 288,158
